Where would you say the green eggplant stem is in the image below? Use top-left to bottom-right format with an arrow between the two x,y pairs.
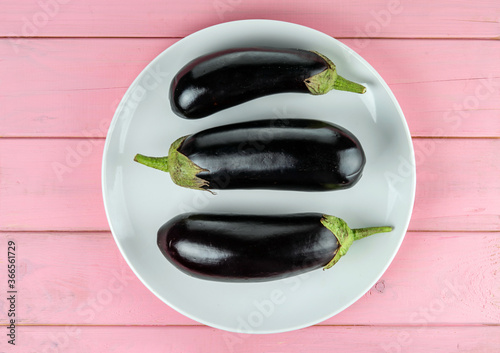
352,226 -> 394,241
133,136 -> 210,191
320,215 -> 393,270
305,51 -> 366,95
333,75 -> 367,94
134,154 -> 169,173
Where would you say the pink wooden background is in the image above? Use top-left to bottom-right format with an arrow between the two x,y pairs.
1,0 -> 500,351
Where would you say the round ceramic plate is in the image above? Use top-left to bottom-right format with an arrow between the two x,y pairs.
102,20 -> 416,334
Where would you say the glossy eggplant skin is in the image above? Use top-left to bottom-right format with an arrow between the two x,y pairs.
179,119 -> 365,192
157,213 -> 339,282
170,48 -> 330,119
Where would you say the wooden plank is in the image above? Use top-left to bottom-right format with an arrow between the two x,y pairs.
360,40 -> 500,138
0,138 -> 109,231
0,138 -> 498,232
0,231 -> 195,326
1,231 -> 499,326
1,38 -> 499,138
1,0 -> 499,38
0,38 -> 175,138
10,325 -> 500,352
409,138 -> 500,232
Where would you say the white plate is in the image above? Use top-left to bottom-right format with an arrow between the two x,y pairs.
102,19 -> 416,334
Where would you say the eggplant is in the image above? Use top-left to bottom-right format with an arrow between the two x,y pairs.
134,118 -> 365,192
170,47 -> 366,119
158,212 -> 392,282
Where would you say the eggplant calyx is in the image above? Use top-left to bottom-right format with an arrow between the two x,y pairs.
134,136 -> 210,192
320,215 -> 393,270
305,51 -> 366,95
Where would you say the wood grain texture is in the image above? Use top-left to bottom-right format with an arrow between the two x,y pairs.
1,0 -> 499,350
11,325 -> 500,353
0,0 -> 500,353
410,138 -> 500,232
1,38 -> 499,138
0,139 -> 109,231
1,0 -> 499,38
1,231 -> 498,326
1,138 -> 498,232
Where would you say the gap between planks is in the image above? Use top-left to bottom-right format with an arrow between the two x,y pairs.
1,323 -> 498,327
1,136 -> 500,140
1,36 -> 499,40
1,230 -> 499,234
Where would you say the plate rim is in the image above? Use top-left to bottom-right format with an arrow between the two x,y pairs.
101,19 -> 416,334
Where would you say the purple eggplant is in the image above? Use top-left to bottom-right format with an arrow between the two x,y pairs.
134,118 -> 365,192
157,212 -> 392,282
170,47 -> 366,119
